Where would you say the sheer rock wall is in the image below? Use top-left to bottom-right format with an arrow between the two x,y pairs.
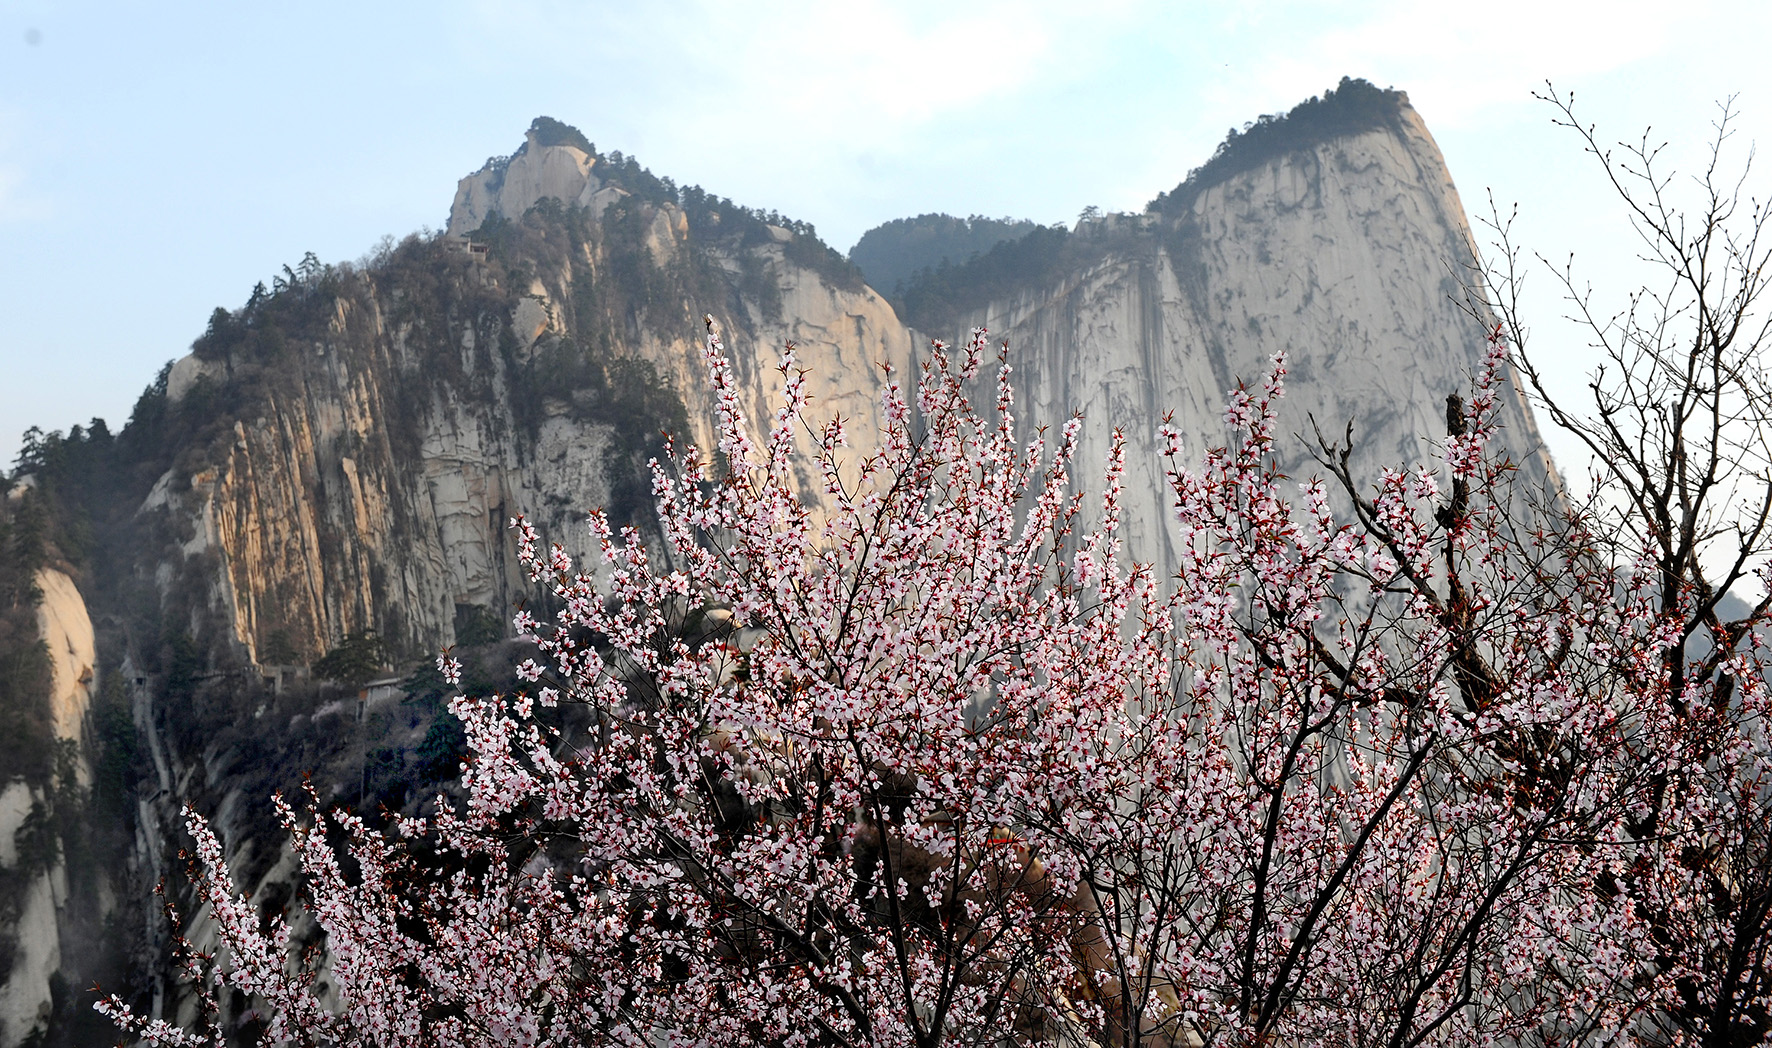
0,570 -> 95,1046
924,102 -> 1553,576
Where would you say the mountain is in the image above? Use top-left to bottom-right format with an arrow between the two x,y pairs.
0,81 -> 1556,1044
847,213 -> 1041,298
898,77 -> 1556,579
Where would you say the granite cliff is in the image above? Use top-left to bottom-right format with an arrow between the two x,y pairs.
0,82 -> 1557,1044
906,90 -> 1554,578
0,563 -> 95,1046
155,193 -> 914,669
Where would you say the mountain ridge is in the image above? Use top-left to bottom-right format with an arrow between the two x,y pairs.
0,80 -> 1556,1046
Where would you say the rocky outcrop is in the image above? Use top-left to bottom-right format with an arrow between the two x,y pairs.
446,131 -> 620,239
0,569 -> 95,1047
34,571 -> 94,760
0,779 -> 63,1047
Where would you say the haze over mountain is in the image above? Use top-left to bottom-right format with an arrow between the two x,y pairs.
847,214 -> 1043,299
0,78 -> 1554,1045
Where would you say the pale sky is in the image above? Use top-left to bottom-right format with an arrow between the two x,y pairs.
3,0 -> 1770,477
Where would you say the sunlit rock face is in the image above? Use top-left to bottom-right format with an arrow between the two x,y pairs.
447,132 -> 601,239
922,99 -> 1556,576
147,168 -> 915,669
35,570 -> 95,759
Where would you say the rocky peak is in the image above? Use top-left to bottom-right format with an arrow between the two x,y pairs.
446,118 -> 605,237
896,80 -> 1555,578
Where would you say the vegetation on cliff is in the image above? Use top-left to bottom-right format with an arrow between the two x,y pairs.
888,77 -> 1407,334
0,485 -> 55,787
0,469 -> 144,1045
891,223 -> 1087,333
1149,76 -> 1408,216
524,115 -> 594,154
476,117 -> 865,304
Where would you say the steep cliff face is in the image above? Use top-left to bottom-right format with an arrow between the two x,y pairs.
159,279 -> 620,667
0,569 -> 96,1047
33,572 -> 94,759
0,85 -> 1562,1044
149,200 -> 911,670
923,99 -> 1554,576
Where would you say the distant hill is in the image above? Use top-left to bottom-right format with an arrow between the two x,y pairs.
891,223 -> 1080,335
848,214 -> 1039,298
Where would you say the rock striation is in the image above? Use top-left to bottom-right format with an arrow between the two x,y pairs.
932,100 -> 1555,577
149,204 -> 913,669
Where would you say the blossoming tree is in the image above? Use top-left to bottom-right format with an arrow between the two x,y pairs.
104,303 -> 1772,1045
